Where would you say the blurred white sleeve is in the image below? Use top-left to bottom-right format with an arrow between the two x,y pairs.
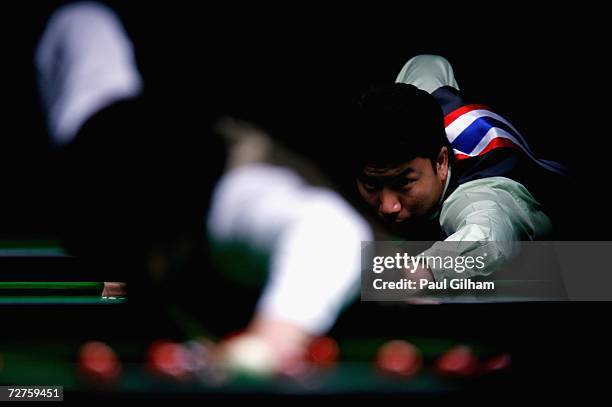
35,2 -> 143,147
208,164 -> 372,334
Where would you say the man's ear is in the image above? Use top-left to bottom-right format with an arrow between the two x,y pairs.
436,146 -> 449,178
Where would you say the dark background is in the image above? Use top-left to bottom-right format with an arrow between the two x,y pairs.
3,1 -> 608,238
2,1 -> 611,394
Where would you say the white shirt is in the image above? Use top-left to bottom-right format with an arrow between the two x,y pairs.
208,164 -> 373,334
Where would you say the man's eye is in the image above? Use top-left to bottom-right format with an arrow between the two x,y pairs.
393,178 -> 415,189
361,180 -> 379,191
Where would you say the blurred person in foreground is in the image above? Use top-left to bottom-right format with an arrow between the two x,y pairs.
36,1 -> 372,375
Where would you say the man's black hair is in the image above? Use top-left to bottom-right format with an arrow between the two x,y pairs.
351,83 -> 453,172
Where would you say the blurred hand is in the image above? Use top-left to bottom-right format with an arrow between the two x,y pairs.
101,282 -> 127,297
219,316 -> 312,377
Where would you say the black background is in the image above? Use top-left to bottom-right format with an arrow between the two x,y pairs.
2,1 -> 611,396
3,1 -> 609,237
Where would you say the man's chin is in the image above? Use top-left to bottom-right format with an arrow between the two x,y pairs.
379,217 -> 412,233
378,215 -> 439,239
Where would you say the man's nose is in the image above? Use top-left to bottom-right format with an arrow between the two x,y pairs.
378,189 -> 401,217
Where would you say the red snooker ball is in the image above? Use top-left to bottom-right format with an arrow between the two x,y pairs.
77,341 -> 122,383
435,345 -> 479,376
376,340 -> 422,377
481,353 -> 512,373
307,336 -> 339,367
146,340 -> 191,380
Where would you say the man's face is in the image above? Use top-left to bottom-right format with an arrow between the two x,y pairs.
356,147 -> 449,226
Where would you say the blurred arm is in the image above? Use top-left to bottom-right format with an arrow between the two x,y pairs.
208,164 -> 372,335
